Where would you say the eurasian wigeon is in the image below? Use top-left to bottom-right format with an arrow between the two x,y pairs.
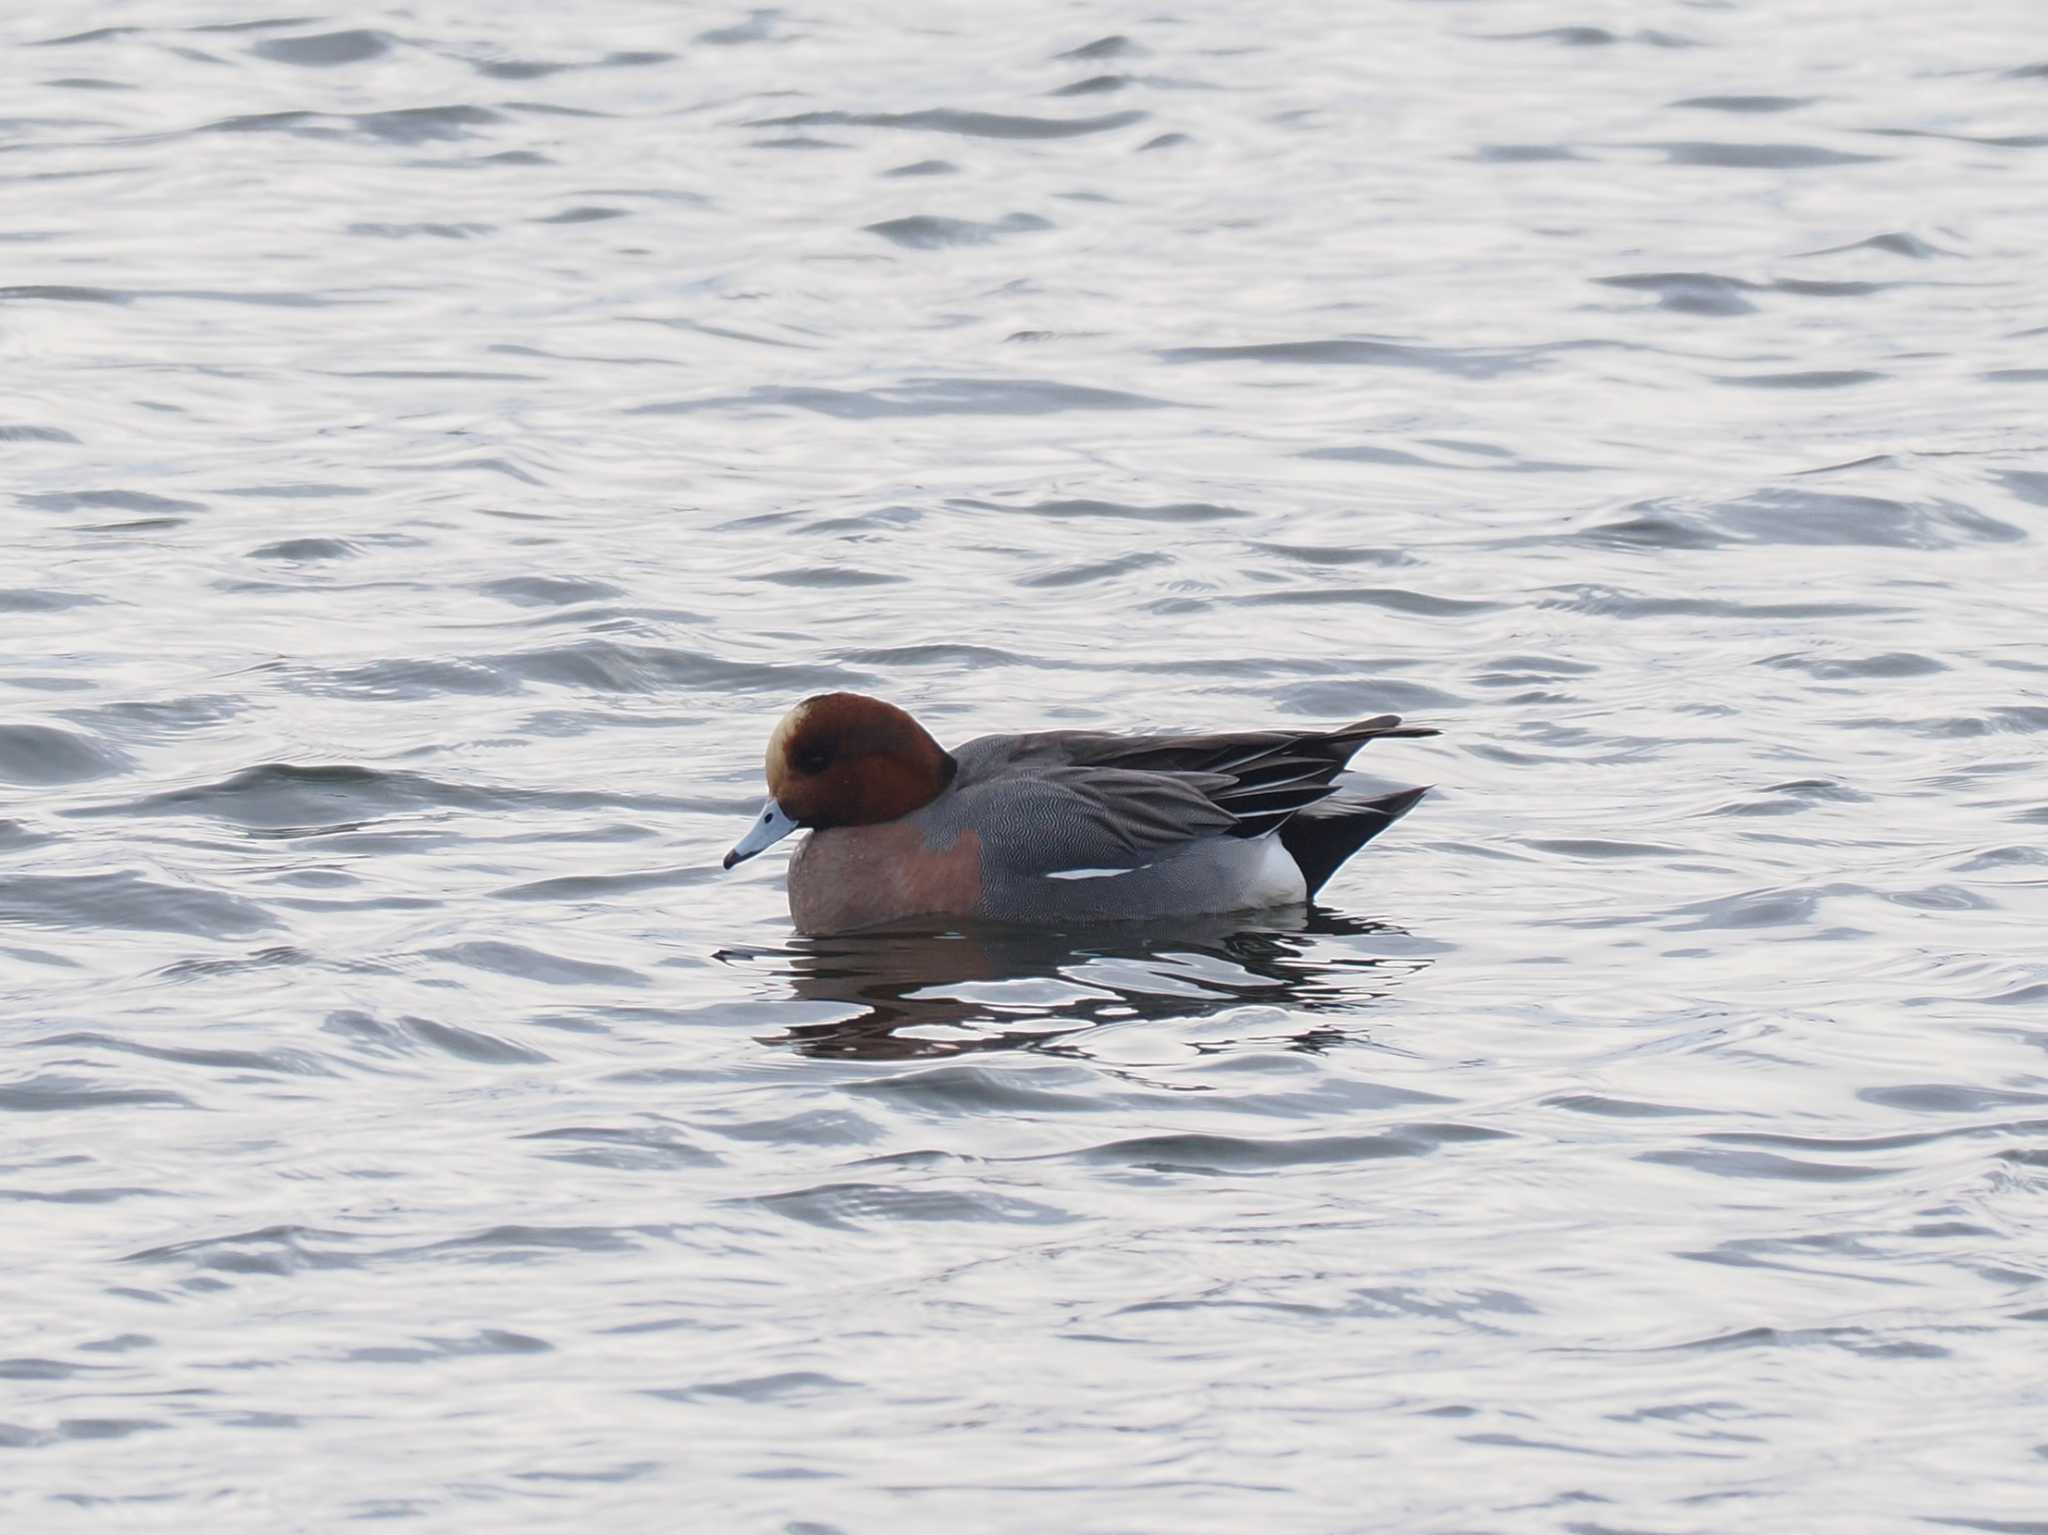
723,693 -> 1438,934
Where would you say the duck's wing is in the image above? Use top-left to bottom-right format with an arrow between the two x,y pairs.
929,761 -> 1240,874
952,715 -> 1438,854
1058,715 -> 1437,839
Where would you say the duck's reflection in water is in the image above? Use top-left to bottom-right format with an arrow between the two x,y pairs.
716,910 -> 1433,1061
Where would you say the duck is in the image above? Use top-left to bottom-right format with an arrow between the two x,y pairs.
722,692 -> 1437,935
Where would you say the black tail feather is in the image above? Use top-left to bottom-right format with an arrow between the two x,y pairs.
1278,786 -> 1430,898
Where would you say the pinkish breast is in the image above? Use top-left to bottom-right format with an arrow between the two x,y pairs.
787,823 -> 984,935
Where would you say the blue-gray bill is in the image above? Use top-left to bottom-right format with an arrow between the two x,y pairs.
723,799 -> 798,869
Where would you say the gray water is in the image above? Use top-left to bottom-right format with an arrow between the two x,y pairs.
5,2 -> 2047,1529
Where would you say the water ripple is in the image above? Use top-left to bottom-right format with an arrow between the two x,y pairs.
748,108 -> 1149,139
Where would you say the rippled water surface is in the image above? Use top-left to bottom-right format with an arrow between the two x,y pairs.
6,1 -> 2048,1528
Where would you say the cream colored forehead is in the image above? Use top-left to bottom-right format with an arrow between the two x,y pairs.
766,699 -> 812,770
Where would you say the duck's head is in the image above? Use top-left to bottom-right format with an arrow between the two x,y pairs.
722,692 -> 957,869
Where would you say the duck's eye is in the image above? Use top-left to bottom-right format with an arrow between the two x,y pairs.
793,746 -> 831,774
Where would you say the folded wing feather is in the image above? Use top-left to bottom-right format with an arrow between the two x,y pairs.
953,715 -> 1438,869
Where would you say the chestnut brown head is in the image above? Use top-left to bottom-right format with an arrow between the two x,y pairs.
767,693 -> 956,827
723,693 -> 956,868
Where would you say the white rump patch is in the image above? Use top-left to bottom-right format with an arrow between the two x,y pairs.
1044,866 -> 1136,882
1249,834 -> 1309,905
